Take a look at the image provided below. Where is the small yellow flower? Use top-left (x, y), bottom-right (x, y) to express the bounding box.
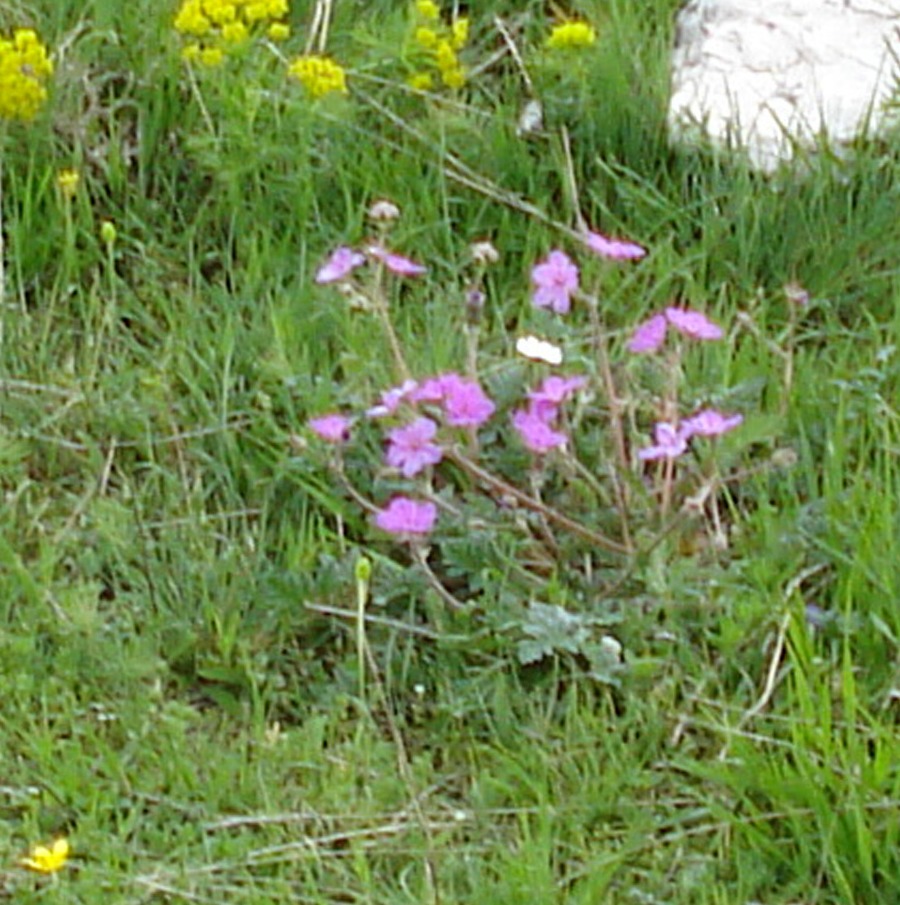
top-left (408, 71), bottom-right (433, 91)
top-left (266, 22), bottom-right (290, 41)
top-left (56, 168), bottom-right (80, 200)
top-left (19, 837), bottom-right (70, 874)
top-left (440, 66), bottom-right (465, 89)
top-left (288, 55), bottom-right (348, 99)
top-left (450, 17), bottom-right (469, 50)
top-left (199, 45), bottom-right (225, 67)
top-left (415, 0), bottom-right (440, 20)
top-left (221, 20), bottom-right (249, 44)
top-left (546, 21), bottom-right (597, 50)
top-left (414, 26), bottom-right (438, 49)
top-left (434, 38), bottom-right (456, 70)
top-left (181, 41), bottom-right (202, 61)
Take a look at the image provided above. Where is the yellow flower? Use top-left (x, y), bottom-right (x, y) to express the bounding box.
top-left (205, 0), bottom-right (237, 26)
top-left (408, 71), bottom-right (433, 91)
top-left (19, 838), bottom-right (70, 874)
top-left (546, 21), bottom-right (597, 50)
top-left (440, 66), bottom-right (465, 89)
top-left (415, 26), bottom-right (438, 49)
top-left (267, 22), bottom-right (290, 41)
top-left (199, 45), bottom-right (225, 66)
top-left (0, 28), bottom-right (54, 121)
top-left (434, 38), bottom-right (456, 70)
top-left (221, 20), bottom-right (249, 44)
top-left (174, 1), bottom-right (211, 36)
top-left (450, 17), bottom-right (469, 50)
top-left (288, 55), bottom-right (348, 99)
top-left (415, 0), bottom-right (440, 20)
top-left (56, 168), bottom-right (80, 199)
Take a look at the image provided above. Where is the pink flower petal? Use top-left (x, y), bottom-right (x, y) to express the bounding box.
top-left (308, 414), bottom-right (351, 443)
top-left (665, 307), bottom-right (724, 341)
top-left (680, 409), bottom-right (744, 438)
top-left (315, 246), bottom-right (366, 284)
top-left (367, 245), bottom-right (427, 277)
top-left (637, 422), bottom-right (688, 461)
top-left (512, 408), bottom-right (568, 453)
top-left (584, 230), bottom-right (647, 261)
top-left (366, 379), bottom-right (419, 417)
top-left (627, 313), bottom-right (668, 353)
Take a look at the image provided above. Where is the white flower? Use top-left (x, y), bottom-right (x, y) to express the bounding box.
top-left (516, 335), bottom-right (563, 365)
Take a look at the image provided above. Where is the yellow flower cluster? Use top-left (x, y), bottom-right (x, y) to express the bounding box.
top-left (287, 55), bottom-right (347, 99)
top-left (0, 28), bottom-right (53, 122)
top-left (408, 1), bottom-right (468, 91)
top-left (546, 21), bottom-right (597, 50)
top-left (174, 0), bottom-right (290, 66)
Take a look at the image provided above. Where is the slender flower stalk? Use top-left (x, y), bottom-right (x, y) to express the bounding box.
top-left (447, 446), bottom-right (630, 555)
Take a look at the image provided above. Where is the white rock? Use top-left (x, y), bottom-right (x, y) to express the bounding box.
top-left (668, 0), bottom-right (900, 169)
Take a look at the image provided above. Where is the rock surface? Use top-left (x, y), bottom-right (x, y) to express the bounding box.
top-left (668, 0), bottom-right (900, 169)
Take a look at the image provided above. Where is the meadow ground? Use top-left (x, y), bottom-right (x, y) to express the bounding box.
top-left (1, 1), bottom-right (899, 902)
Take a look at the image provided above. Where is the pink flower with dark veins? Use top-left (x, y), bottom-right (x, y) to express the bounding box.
top-left (531, 250), bottom-right (580, 314)
top-left (680, 409), bottom-right (744, 438)
top-left (385, 417), bottom-right (444, 477)
top-left (627, 313), bottom-right (668, 353)
top-left (366, 245), bottom-right (427, 277)
top-left (665, 307), bottom-right (724, 341)
top-left (512, 408), bottom-right (569, 453)
top-left (315, 246), bottom-right (366, 284)
top-left (584, 230), bottom-right (647, 261)
top-left (637, 422), bottom-right (689, 461)
top-left (374, 497), bottom-right (438, 537)
top-left (308, 413), bottom-right (351, 443)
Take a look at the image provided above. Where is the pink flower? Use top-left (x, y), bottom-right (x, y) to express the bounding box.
top-left (531, 250), bottom-right (580, 314)
top-left (374, 497), bottom-right (438, 536)
top-left (385, 417), bottom-right (444, 477)
top-left (512, 408), bottom-right (568, 453)
top-left (665, 307), bottom-right (723, 341)
top-left (366, 379), bottom-right (419, 417)
top-left (308, 413), bottom-right (351, 443)
top-left (627, 313), bottom-right (668, 353)
top-left (584, 230), bottom-right (647, 261)
top-left (680, 409), bottom-right (743, 438)
top-left (527, 374), bottom-right (587, 421)
top-left (637, 422), bottom-right (689, 461)
top-left (438, 374), bottom-right (496, 427)
top-left (410, 374), bottom-right (454, 405)
top-left (315, 246), bottom-right (366, 284)
top-left (366, 245), bottom-right (427, 277)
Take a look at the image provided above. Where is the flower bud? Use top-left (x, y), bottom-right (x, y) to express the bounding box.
top-left (367, 199), bottom-right (401, 222)
top-left (470, 240), bottom-right (499, 265)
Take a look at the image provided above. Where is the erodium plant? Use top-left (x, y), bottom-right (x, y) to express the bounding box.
top-left (302, 203), bottom-right (758, 608)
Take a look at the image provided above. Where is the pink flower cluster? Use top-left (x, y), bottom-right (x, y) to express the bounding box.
top-left (637, 409), bottom-right (744, 461)
top-left (315, 244), bottom-right (426, 284)
top-left (308, 372), bottom-right (497, 539)
top-left (628, 307), bottom-right (723, 353)
top-left (512, 375), bottom-right (587, 454)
